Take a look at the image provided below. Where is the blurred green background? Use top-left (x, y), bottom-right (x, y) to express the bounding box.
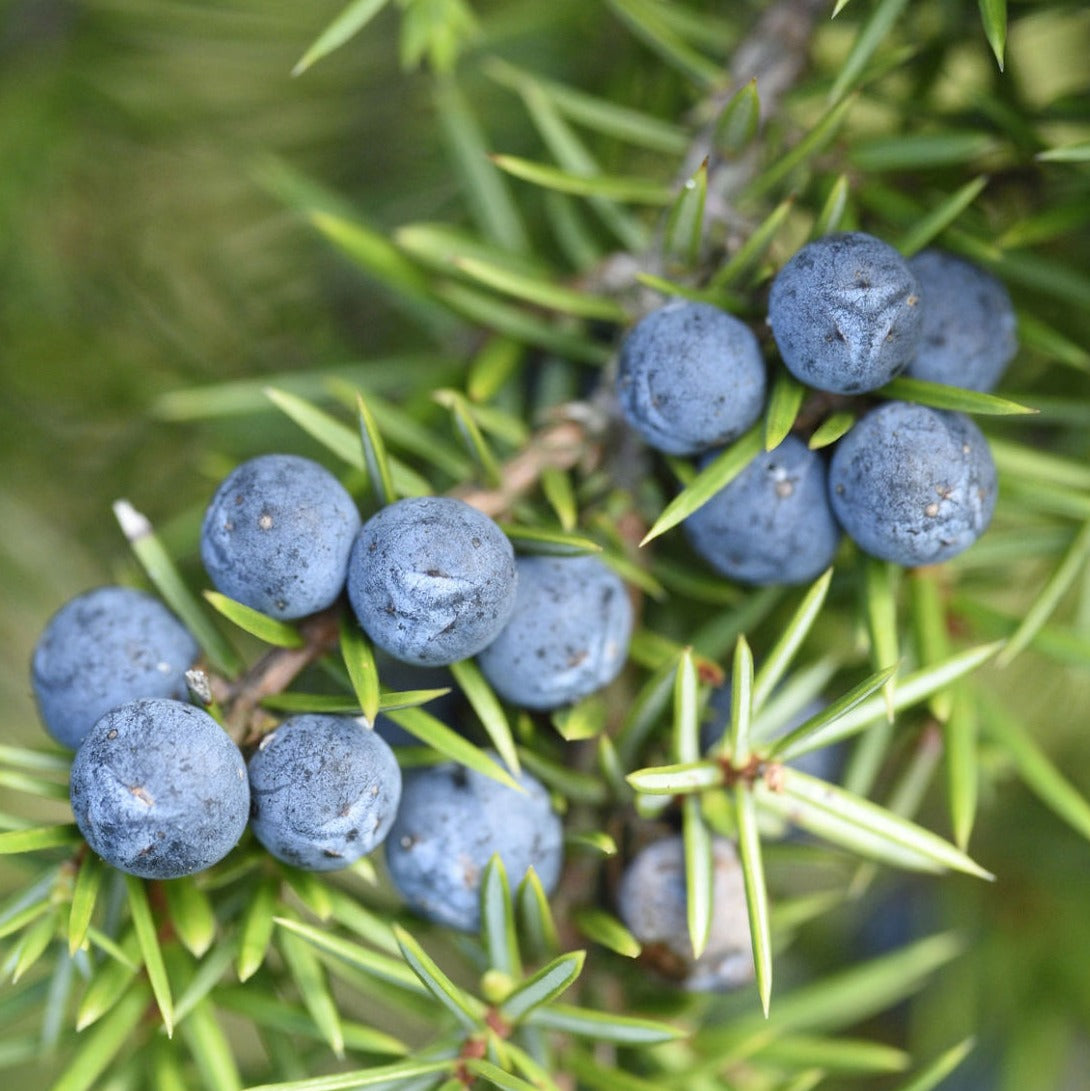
top-left (4, 1), bottom-right (1090, 1087)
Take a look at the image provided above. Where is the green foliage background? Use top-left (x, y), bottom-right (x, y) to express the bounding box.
top-left (3, 0), bottom-right (1090, 1088)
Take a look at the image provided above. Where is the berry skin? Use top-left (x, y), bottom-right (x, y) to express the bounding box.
top-left (768, 232), bottom-right (922, 394)
top-left (616, 301), bottom-right (767, 456)
top-left (31, 586), bottom-right (199, 750)
top-left (617, 835), bottom-right (753, 992)
top-left (385, 759), bottom-right (563, 933)
top-left (682, 436), bottom-right (840, 586)
top-left (829, 401), bottom-right (997, 567)
top-left (347, 496), bottom-right (518, 668)
top-left (247, 715), bottom-right (401, 871)
top-left (906, 249), bottom-right (1018, 393)
top-left (200, 453), bottom-right (360, 620)
top-left (69, 698), bottom-right (249, 879)
top-left (476, 555), bottom-right (633, 711)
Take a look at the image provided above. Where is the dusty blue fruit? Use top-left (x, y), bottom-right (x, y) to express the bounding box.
top-left (768, 232), bottom-right (921, 394)
top-left (829, 401), bottom-right (997, 567)
top-left (616, 301), bottom-right (767, 456)
top-left (906, 249), bottom-right (1018, 392)
top-left (683, 436), bottom-right (840, 586)
top-left (385, 758), bottom-right (563, 933)
top-left (617, 835), bottom-right (753, 992)
top-left (347, 496), bottom-right (518, 668)
top-left (201, 453), bottom-right (360, 620)
top-left (247, 715), bottom-right (401, 871)
top-left (476, 555), bottom-right (633, 710)
top-left (31, 586), bottom-right (199, 750)
top-left (69, 698), bottom-right (249, 879)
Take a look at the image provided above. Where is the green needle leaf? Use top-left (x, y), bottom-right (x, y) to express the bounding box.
top-left (273, 917), bottom-right (426, 994)
top-left (745, 94), bottom-right (857, 199)
top-left (501, 524), bottom-right (603, 556)
top-left (124, 876), bottom-right (174, 1037)
top-left (393, 924), bottom-right (485, 1031)
top-left (736, 789), bottom-right (773, 1016)
top-left (763, 372), bottom-right (807, 451)
top-left (895, 1036), bottom-right (976, 1091)
top-left (572, 907), bottom-right (642, 957)
top-left (813, 174), bottom-right (852, 237)
top-left (450, 659), bottom-right (520, 775)
top-left (0, 824), bottom-right (80, 855)
top-left (776, 643), bottom-right (1003, 759)
top-left (981, 694), bottom-right (1090, 844)
top-left (202, 592), bottom-right (304, 649)
top-left (898, 176), bottom-right (990, 256)
top-left (356, 391), bottom-right (397, 507)
top-left (684, 794), bottom-right (714, 958)
top-left (237, 875), bottom-right (279, 982)
top-left (435, 74), bottom-right (529, 253)
top-left (999, 516), bottom-right (1090, 666)
top-left (715, 79), bottom-right (760, 156)
top-left (730, 636), bottom-right (755, 764)
top-left (526, 1002), bottom-right (684, 1044)
top-left (278, 924), bottom-right (345, 1058)
top-left (807, 410), bottom-right (856, 448)
top-left (769, 768), bottom-right (993, 879)
top-left (453, 255), bottom-right (627, 322)
top-left (68, 852), bottom-right (103, 955)
top-left (292, 0), bottom-right (394, 76)
top-left (480, 855), bottom-right (521, 978)
top-left (500, 950), bottom-right (584, 1021)
top-left (517, 867), bottom-right (561, 960)
top-left (54, 984), bottom-right (151, 1091)
top-left (490, 154), bottom-right (674, 205)
top-left (385, 706), bottom-right (520, 790)
top-left (753, 569), bottom-right (833, 713)
top-left (879, 377), bottom-right (1036, 415)
top-left (711, 196), bottom-right (794, 290)
top-left (163, 877), bottom-right (217, 958)
top-left (829, 0), bottom-right (909, 103)
top-left (664, 158), bottom-right (708, 268)
top-left (178, 999), bottom-right (243, 1091)
top-left (642, 425), bottom-right (765, 545)
top-left (1037, 140), bottom-right (1090, 163)
top-left (945, 685), bottom-right (979, 849)
top-left (244, 1059), bottom-right (455, 1091)
top-left (674, 647), bottom-right (701, 764)
top-left (264, 387), bottom-right (365, 471)
top-left (113, 501), bottom-right (241, 677)
top-left (626, 760), bottom-right (724, 795)
top-left (977, 0), bottom-right (1007, 71)
top-left (339, 613), bottom-right (381, 726)
top-left (863, 556), bottom-right (899, 722)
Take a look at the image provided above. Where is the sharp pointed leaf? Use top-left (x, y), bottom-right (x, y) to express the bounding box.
top-left (393, 925), bottom-right (485, 1031)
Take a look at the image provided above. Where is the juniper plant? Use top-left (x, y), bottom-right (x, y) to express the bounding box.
top-left (3, 2), bottom-right (1090, 1090)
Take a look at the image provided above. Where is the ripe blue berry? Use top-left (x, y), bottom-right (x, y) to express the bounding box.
top-left (201, 453), bottom-right (360, 620)
top-left (768, 232), bottom-right (922, 394)
top-left (683, 436), bottom-right (840, 586)
top-left (69, 698), bottom-right (249, 879)
top-left (617, 835), bottom-right (753, 992)
top-left (347, 496), bottom-right (518, 667)
top-left (476, 555), bottom-right (633, 710)
top-left (385, 759), bottom-right (563, 933)
top-left (906, 249), bottom-right (1018, 392)
top-left (31, 586), bottom-right (199, 750)
top-left (247, 715), bottom-right (401, 871)
top-left (616, 301), bottom-right (767, 456)
top-left (829, 401), bottom-right (997, 567)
